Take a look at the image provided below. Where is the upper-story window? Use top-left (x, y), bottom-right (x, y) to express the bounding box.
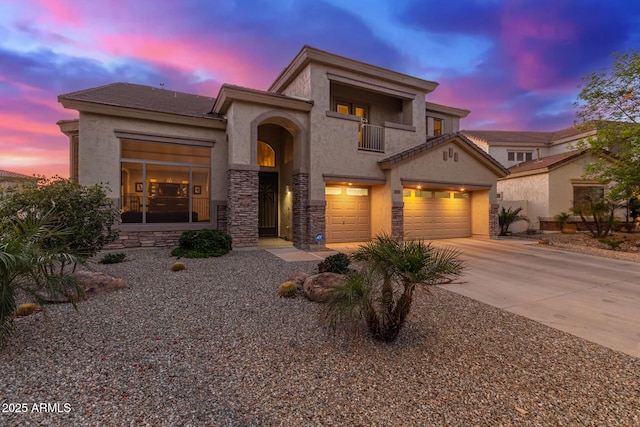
top-left (426, 117), bottom-right (444, 137)
top-left (508, 151), bottom-right (533, 162)
top-left (336, 101), bottom-right (367, 121)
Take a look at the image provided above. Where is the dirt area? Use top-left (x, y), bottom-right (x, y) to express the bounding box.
top-left (506, 231), bottom-right (640, 263)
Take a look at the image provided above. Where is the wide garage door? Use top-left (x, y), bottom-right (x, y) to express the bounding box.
top-left (325, 186), bottom-right (370, 243)
top-left (403, 190), bottom-right (471, 240)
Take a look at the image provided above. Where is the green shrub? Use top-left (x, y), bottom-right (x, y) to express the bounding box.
top-left (278, 281), bottom-right (297, 298)
top-left (171, 229), bottom-right (232, 258)
top-left (0, 176), bottom-right (119, 269)
top-left (98, 252), bottom-right (126, 264)
top-left (599, 236), bottom-right (623, 250)
top-left (318, 252), bottom-right (351, 274)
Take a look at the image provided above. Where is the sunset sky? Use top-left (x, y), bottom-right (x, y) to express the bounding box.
top-left (1, 0), bottom-right (639, 178)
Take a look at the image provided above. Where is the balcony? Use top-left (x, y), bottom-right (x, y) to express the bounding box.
top-left (358, 124), bottom-right (384, 152)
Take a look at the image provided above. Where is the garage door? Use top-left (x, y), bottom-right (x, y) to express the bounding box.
top-left (403, 190), bottom-right (471, 240)
top-left (325, 186), bottom-right (370, 243)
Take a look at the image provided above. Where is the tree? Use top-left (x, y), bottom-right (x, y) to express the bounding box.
top-left (0, 177), bottom-right (119, 270)
top-left (574, 50), bottom-right (640, 199)
top-left (0, 211), bottom-right (83, 345)
top-left (570, 190), bottom-right (618, 238)
top-left (498, 206), bottom-right (529, 236)
top-left (324, 234), bottom-right (464, 342)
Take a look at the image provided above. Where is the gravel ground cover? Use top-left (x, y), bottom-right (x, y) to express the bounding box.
top-left (2, 248), bottom-right (639, 426)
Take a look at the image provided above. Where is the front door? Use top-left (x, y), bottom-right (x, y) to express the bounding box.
top-left (259, 172), bottom-right (278, 237)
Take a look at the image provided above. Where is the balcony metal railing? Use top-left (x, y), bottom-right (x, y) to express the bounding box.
top-left (358, 123), bottom-right (384, 152)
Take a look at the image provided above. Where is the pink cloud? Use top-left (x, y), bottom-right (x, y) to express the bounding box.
top-left (97, 34), bottom-right (274, 90)
top-left (31, 0), bottom-right (83, 26)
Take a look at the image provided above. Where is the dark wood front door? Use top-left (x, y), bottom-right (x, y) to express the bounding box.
top-left (259, 172), bottom-right (278, 237)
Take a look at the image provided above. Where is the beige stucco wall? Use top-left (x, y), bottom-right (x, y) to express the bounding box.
top-left (387, 139), bottom-right (501, 237)
top-left (470, 190), bottom-right (490, 236)
top-left (370, 181), bottom-right (393, 237)
top-left (498, 172), bottom-right (549, 229)
top-left (77, 112), bottom-right (225, 200)
top-left (304, 62), bottom-right (428, 202)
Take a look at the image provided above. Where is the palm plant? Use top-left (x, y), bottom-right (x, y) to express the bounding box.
top-left (498, 206), bottom-right (529, 236)
top-left (0, 211), bottom-right (83, 345)
top-left (324, 234), bottom-right (464, 342)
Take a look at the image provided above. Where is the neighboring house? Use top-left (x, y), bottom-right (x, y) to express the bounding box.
top-left (496, 150), bottom-right (619, 232)
top-left (57, 46), bottom-right (508, 249)
top-left (462, 127), bottom-right (624, 232)
top-left (0, 169), bottom-right (37, 191)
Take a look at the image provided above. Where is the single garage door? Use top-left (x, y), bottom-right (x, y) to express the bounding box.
top-left (403, 190), bottom-right (471, 240)
top-left (325, 186), bottom-right (370, 243)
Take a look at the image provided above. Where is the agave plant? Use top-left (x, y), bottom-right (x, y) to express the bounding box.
top-left (0, 211), bottom-right (83, 345)
top-left (324, 234), bottom-right (464, 342)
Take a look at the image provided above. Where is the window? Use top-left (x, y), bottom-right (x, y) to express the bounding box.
top-left (258, 141), bottom-right (275, 167)
top-left (507, 151), bottom-right (533, 162)
top-left (573, 186), bottom-right (604, 211)
top-left (427, 117), bottom-right (444, 137)
top-left (120, 140), bottom-right (211, 224)
top-left (433, 118), bottom-right (443, 137)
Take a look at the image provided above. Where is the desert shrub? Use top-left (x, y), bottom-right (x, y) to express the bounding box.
top-left (324, 234), bottom-right (464, 342)
top-left (599, 236), bottom-right (623, 250)
top-left (318, 252), bottom-right (351, 274)
top-left (1, 211), bottom-right (82, 345)
top-left (99, 252), bottom-right (126, 264)
top-left (0, 176), bottom-right (119, 271)
top-left (278, 281), bottom-right (297, 298)
top-left (498, 206), bottom-right (529, 235)
top-left (170, 262), bottom-right (186, 272)
top-left (171, 229), bottom-right (232, 258)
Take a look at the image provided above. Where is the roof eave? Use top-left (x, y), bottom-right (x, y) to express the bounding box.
top-left (58, 98), bottom-right (226, 129)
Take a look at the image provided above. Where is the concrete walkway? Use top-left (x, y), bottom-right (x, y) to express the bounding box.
top-left (263, 237), bottom-right (640, 358)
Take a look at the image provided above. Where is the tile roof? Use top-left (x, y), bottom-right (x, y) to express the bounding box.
top-left (0, 169), bottom-right (36, 179)
top-left (59, 83), bottom-right (216, 118)
top-left (379, 132), bottom-right (509, 175)
top-left (462, 125), bottom-right (594, 146)
top-left (506, 149), bottom-right (585, 174)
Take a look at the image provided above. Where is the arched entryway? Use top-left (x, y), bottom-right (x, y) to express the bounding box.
top-left (252, 112), bottom-right (307, 246)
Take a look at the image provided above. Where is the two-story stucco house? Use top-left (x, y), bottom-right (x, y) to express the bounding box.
top-left (57, 46), bottom-right (508, 249)
top-left (462, 127), bottom-right (622, 232)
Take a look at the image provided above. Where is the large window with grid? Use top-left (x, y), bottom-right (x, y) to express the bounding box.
top-left (120, 140), bottom-right (211, 224)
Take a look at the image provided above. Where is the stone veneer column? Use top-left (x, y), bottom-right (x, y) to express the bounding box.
top-left (307, 201), bottom-right (326, 249)
top-left (227, 168), bottom-right (259, 248)
top-left (391, 202), bottom-right (404, 240)
top-left (489, 203), bottom-right (499, 238)
top-left (292, 173), bottom-right (309, 249)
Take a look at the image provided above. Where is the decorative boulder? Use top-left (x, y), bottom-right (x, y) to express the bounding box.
top-left (288, 272), bottom-right (310, 291)
top-left (303, 272), bottom-right (345, 302)
top-left (76, 271), bottom-right (126, 296)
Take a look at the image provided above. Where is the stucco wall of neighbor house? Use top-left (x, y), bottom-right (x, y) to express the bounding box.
top-left (77, 112), bottom-right (224, 200)
top-left (498, 173), bottom-right (549, 230)
top-left (547, 155), bottom-right (599, 216)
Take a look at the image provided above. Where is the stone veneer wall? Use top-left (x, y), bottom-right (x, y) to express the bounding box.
top-left (216, 204), bottom-right (228, 233)
top-left (104, 230), bottom-right (183, 250)
top-left (391, 204), bottom-right (404, 240)
top-left (489, 203), bottom-right (499, 237)
top-left (307, 202), bottom-right (326, 248)
top-left (227, 168), bottom-right (259, 247)
top-left (292, 173), bottom-right (309, 249)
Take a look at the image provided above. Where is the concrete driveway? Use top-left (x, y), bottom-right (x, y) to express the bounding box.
top-left (433, 238), bottom-right (640, 358)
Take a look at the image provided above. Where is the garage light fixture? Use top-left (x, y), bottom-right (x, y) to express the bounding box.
top-left (460, 187), bottom-right (465, 192)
